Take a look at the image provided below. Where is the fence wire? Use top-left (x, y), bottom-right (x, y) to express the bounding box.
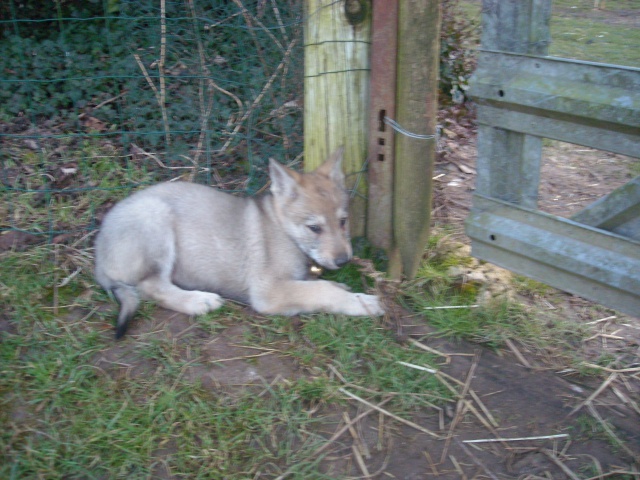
top-left (0, 0), bottom-right (305, 244)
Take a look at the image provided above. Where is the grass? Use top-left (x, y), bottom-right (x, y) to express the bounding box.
top-left (460, 0), bottom-right (640, 67)
top-left (0, 248), bottom-right (335, 479)
top-left (550, 0), bottom-right (640, 66)
top-left (0, 227), bottom-right (622, 478)
top-left (400, 232), bottom-right (588, 356)
top-left (0, 243), bottom-right (452, 478)
top-left (1, 137), bottom-right (157, 238)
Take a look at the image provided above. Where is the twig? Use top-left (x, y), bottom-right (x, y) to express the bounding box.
top-left (159, 0), bottom-right (170, 146)
top-left (351, 444), bottom-right (371, 478)
top-left (612, 386), bottom-right (640, 416)
top-left (130, 143), bottom-right (197, 172)
top-left (344, 411), bottom-right (371, 459)
top-left (330, 364), bottom-right (452, 402)
top-left (268, 398), bottom-right (398, 480)
top-left (408, 338), bottom-right (451, 359)
top-left (133, 53), bottom-right (160, 99)
top-left (307, 398), bottom-right (392, 458)
top-left (586, 315), bottom-right (616, 325)
top-left (218, 37), bottom-right (298, 153)
top-left (424, 450), bottom-right (439, 476)
top-left (586, 403), bottom-right (639, 462)
top-left (569, 372), bottom-right (617, 416)
top-left (541, 449), bottom-right (581, 480)
top-left (187, 0), bottom-right (218, 177)
top-left (449, 455), bottom-right (467, 479)
top-left (469, 389), bottom-right (499, 428)
top-left (423, 304), bottom-right (479, 310)
top-left (583, 470), bottom-right (640, 480)
top-left (270, 0), bottom-right (289, 42)
top-left (397, 360), bottom-right (438, 375)
top-left (53, 244), bottom-right (60, 316)
top-left (339, 388), bottom-right (441, 438)
top-left (377, 410), bottom-right (384, 451)
top-left (441, 354), bottom-right (480, 463)
top-left (131, 9), bottom-right (170, 147)
top-left (504, 338), bottom-right (532, 368)
top-left (58, 267), bottom-right (81, 288)
top-left (210, 351), bottom-right (275, 363)
top-left (582, 363), bottom-right (640, 373)
top-left (456, 438), bottom-right (500, 480)
top-left (90, 91), bottom-right (127, 112)
top-left (463, 434), bottom-right (569, 444)
top-left (232, 0), bottom-right (285, 52)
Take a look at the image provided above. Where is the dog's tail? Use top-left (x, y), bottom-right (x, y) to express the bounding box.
top-left (112, 284), bottom-right (140, 340)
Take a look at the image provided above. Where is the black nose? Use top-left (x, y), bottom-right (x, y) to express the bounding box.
top-left (334, 254), bottom-right (350, 267)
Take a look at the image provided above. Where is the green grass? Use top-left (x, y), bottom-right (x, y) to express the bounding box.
top-left (0, 251), bottom-right (335, 479)
top-left (400, 233), bottom-right (588, 355)
top-left (550, 0), bottom-right (640, 66)
top-left (460, 0), bottom-right (640, 67)
top-left (0, 244), bottom-right (451, 478)
top-left (0, 230), bottom-right (614, 477)
top-left (1, 137), bottom-right (157, 237)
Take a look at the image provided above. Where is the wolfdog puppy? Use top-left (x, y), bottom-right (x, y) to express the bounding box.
top-left (95, 147), bottom-right (384, 338)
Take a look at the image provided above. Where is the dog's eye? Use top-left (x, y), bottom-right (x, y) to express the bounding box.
top-left (307, 225), bottom-right (322, 234)
top-left (340, 217), bottom-right (348, 228)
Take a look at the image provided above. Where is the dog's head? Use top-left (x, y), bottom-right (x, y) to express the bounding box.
top-left (269, 147), bottom-right (352, 270)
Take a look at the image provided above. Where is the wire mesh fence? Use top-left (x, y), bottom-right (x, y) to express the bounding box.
top-left (0, 0), bottom-right (304, 244)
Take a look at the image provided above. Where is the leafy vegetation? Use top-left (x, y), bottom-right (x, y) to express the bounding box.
top-left (440, 0), bottom-right (479, 105)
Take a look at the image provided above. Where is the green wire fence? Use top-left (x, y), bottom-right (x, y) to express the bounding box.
top-left (0, 0), bottom-right (305, 244)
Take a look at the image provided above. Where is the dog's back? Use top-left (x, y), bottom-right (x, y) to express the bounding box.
top-left (95, 182), bottom-right (280, 303)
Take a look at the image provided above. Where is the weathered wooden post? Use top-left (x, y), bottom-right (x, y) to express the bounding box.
top-left (389, 0), bottom-right (441, 278)
top-left (474, 0), bottom-right (551, 207)
top-left (304, 0), bottom-right (371, 236)
top-left (367, 0), bottom-right (398, 252)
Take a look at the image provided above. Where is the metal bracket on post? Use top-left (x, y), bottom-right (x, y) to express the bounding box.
top-left (367, 0), bottom-right (398, 250)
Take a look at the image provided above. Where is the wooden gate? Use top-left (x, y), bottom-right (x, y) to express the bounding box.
top-left (465, 0), bottom-right (640, 316)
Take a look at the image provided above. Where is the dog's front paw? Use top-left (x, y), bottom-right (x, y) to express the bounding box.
top-left (183, 291), bottom-right (224, 316)
top-left (350, 293), bottom-right (385, 316)
top-left (329, 281), bottom-right (352, 291)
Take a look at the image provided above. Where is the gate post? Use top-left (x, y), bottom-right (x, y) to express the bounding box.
top-left (475, 0), bottom-right (552, 208)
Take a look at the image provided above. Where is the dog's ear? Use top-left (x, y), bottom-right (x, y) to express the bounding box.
top-left (269, 158), bottom-right (300, 199)
top-left (316, 146), bottom-right (345, 187)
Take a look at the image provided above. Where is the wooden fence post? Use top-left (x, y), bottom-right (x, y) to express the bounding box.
top-left (304, 0), bottom-right (371, 236)
top-left (475, 0), bottom-right (551, 208)
top-left (389, 0), bottom-right (441, 278)
top-left (367, 0), bottom-right (398, 251)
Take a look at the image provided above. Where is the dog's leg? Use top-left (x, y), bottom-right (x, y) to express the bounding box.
top-left (138, 276), bottom-right (224, 316)
top-left (252, 280), bottom-right (384, 316)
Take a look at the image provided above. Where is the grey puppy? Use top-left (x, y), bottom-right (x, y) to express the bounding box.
top-left (95, 147), bottom-right (384, 338)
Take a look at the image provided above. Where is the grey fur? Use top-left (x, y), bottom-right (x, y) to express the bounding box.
top-left (94, 147), bottom-right (384, 339)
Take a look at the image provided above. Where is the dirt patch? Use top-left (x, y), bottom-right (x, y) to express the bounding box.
top-left (93, 309), bottom-right (302, 391)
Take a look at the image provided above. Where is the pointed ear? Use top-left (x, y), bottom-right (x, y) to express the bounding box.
top-left (315, 146), bottom-right (345, 186)
top-left (269, 158), bottom-right (300, 199)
